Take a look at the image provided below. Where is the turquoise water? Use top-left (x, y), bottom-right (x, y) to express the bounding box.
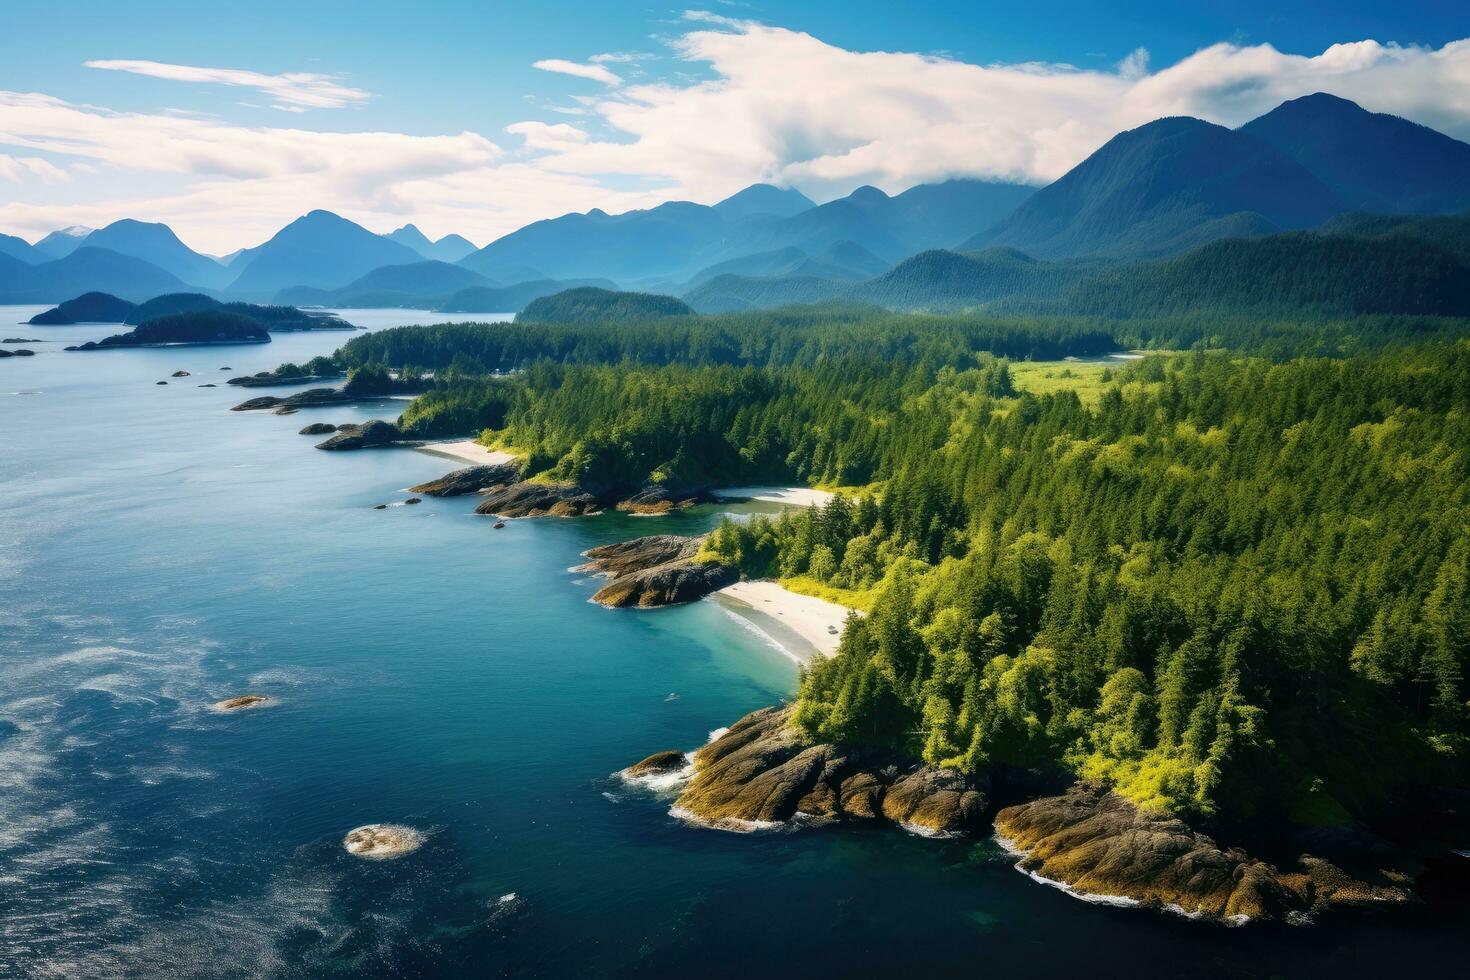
top-left (3, 307), bottom-right (1468, 978)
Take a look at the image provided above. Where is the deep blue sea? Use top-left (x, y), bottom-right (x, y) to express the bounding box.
top-left (3, 307), bottom-right (1468, 978)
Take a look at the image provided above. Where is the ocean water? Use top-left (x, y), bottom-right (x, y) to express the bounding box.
top-left (2, 306), bottom-right (1468, 978)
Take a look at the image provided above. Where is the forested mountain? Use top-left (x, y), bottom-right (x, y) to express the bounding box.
top-left (387, 224), bottom-right (478, 263)
top-left (968, 116), bottom-right (1343, 259)
top-left (226, 210), bottom-right (421, 295)
top-left (1243, 93), bottom-right (1470, 215)
top-left (78, 219), bottom-right (230, 289)
top-left (517, 287), bottom-right (693, 323)
top-left (683, 241), bottom-right (888, 289)
top-left (0, 247), bottom-right (188, 303)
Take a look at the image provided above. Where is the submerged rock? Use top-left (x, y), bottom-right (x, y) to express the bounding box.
top-left (410, 463), bottom-right (521, 497)
top-left (627, 750), bottom-right (689, 778)
top-left (315, 419), bottom-right (403, 450)
top-left (993, 782), bottom-right (1413, 923)
top-left (474, 480), bottom-right (603, 518)
top-left (664, 706), bottom-right (989, 835)
top-left (343, 823), bottom-right (425, 860)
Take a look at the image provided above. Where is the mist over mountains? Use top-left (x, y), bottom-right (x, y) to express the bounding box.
top-left (4, 94), bottom-right (1469, 318)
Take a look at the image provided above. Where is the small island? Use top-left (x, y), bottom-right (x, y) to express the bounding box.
top-left (68, 310), bottom-right (270, 349)
top-left (29, 291), bottom-right (137, 324)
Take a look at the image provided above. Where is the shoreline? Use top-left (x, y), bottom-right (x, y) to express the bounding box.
top-left (709, 580), bottom-right (854, 662)
top-left (711, 486), bottom-right (835, 508)
top-left (416, 440), bottom-right (520, 466)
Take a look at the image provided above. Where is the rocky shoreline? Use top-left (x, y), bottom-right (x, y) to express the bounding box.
top-left (626, 705), bottom-right (1435, 924)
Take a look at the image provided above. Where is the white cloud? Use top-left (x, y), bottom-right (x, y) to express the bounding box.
top-left (531, 59), bottom-right (621, 86)
top-left (3, 20), bottom-right (1470, 254)
top-left (590, 51), bottom-right (654, 64)
top-left (84, 59), bottom-right (371, 111)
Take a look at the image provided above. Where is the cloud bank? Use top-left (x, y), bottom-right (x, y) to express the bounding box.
top-left (1, 18), bottom-right (1468, 252)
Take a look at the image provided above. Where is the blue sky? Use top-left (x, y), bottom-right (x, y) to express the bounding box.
top-left (3, 2), bottom-right (1468, 251)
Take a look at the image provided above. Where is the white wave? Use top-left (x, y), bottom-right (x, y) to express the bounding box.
top-left (713, 604), bottom-right (803, 664)
top-left (616, 752), bottom-right (697, 794)
top-left (993, 834), bottom-right (1141, 908)
top-left (668, 805), bottom-right (786, 834)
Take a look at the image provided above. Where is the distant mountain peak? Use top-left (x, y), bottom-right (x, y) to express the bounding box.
top-left (714, 183), bottom-right (815, 220)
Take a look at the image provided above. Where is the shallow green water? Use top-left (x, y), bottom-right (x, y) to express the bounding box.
top-left (2, 307), bottom-right (1467, 977)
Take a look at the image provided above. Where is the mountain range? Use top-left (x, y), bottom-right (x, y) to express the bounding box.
top-left (3, 93), bottom-right (1469, 312)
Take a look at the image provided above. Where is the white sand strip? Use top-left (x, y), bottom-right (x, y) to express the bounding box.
top-left (712, 580), bottom-right (855, 661)
top-left (711, 486), bottom-right (835, 508)
top-left (417, 440), bottom-right (519, 466)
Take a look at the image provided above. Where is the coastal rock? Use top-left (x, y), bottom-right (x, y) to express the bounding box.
top-left (3, 338), bottom-right (42, 343)
top-left (409, 463), bottom-right (521, 497)
top-left (231, 387), bottom-right (352, 412)
top-left (343, 823), bottom-right (425, 860)
top-left (228, 370), bottom-right (343, 387)
top-left (593, 560), bottom-right (738, 608)
top-left (298, 422), bottom-right (337, 435)
top-left (213, 694), bottom-right (272, 712)
top-left (315, 419), bottom-right (402, 450)
top-left (579, 534), bottom-right (737, 607)
top-left (171, 370), bottom-right (190, 377)
top-left (665, 706), bottom-right (989, 835)
top-left (1, 348), bottom-right (36, 357)
top-left (474, 480), bottom-right (602, 518)
top-left (627, 750), bottom-right (689, 778)
top-left (993, 782), bottom-right (1413, 922)
top-left (615, 483), bottom-right (711, 514)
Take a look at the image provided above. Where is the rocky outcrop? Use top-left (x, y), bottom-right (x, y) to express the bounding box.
top-left (615, 483), bottom-right (711, 514)
top-left (474, 481), bottom-right (603, 518)
top-left (315, 419), bottom-right (405, 450)
top-left (230, 387), bottom-right (353, 412)
top-left (228, 371), bottom-right (344, 387)
top-left (410, 463), bottom-right (522, 497)
top-left (627, 751), bottom-right (689, 778)
top-left (0, 348), bottom-right (35, 358)
top-left (578, 534), bottom-right (737, 607)
top-left (659, 706), bottom-right (989, 835)
top-left (298, 422), bottom-right (337, 435)
top-left (993, 782), bottom-right (1413, 923)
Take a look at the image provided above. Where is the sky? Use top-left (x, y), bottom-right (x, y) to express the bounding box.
top-left (2, 1), bottom-right (1468, 254)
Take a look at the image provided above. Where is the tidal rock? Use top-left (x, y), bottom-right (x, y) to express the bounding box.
top-left (213, 694), bottom-right (272, 712)
top-left (373, 503), bottom-right (388, 510)
top-left (404, 497), bottom-right (422, 505)
top-left (156, 380), bottom-right (168, 385)
top-left (198, 383), bottom-right (217, 387)
top-left (474, 480), bottom-right (603, 518)
top-left (343, 823), bottom-right (425, 860)
top-left (0, 350), bottom-right (11, 358)
top-left (627, 750), bottom-right (689, 778)
top-left (580, 534), bottom-right (737, 607)
top-left (315, 419), bottom-right (403, 450)
top-left (298, 422), bottom-right (337, 435)
top-left (172, 370), bottom-right (190, 377)
top-left (3, 338), bottom-right (42, 343)
top-left (665, 706), bottom-right (989, 835)
top-left (993, 782), bottom-right (1413, 923)
top-left (230, 387), bottom-right (352, 412)
top-left (409, 463), bottom-right (521, 497)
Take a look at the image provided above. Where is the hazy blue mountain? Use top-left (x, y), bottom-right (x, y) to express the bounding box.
top-left (32, 226), bottom-right (93, 259)
top-left (1242, 93), bottom-right (1470, 215)
top-left (435, 278), bottom-right (618, 314)
top-left (460, 200), bottom-right (729, 283)
top-left (81, 219), bottom-right (231, 289)
top-left (684, 240), bottom-right (888, 288)
top-left (227, 210), bottom-right (421, 295)
top-left (387, 224), bottom-right (478, 263)
top-left (726, 178), bottom-right (1034, 262)
top-left (275, 260), bottom-right (491, 306)
top-left (517, 287), bottom-right (693, 323)
top-left (968, 116), bottom-right (1343, 258)
top-left (459, 178), bottom-right (1029, 283)
top-left (683, 273), bottom-right (848, 313)
top-left (712, 183), bottom-right (815, 220)
top-left (0, 233), bottom-right (39, 264)
top-left (0, 247), bottom-right (188, 303)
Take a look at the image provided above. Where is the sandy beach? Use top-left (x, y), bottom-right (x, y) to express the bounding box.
top-left (417, 440), bottom-right (520, 466)
top-left (711, 486), bottom-right (836, 508)
top-left (711, 580), bottom-right (855, 661)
